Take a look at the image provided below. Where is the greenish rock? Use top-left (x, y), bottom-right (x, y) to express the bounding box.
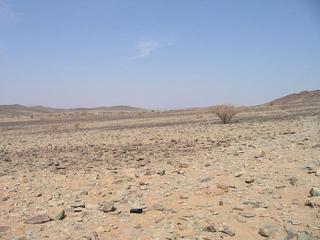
top-left (298, 232), bottom-right (320, 240)
top-left (310, 187), bottom-right (320, 197)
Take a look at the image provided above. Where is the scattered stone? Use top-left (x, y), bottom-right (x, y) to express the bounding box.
top-left (179, 195), bottom-right (188, 199)
top-left (243, 200), bottom-right (269, 208)
top-left (305, 197), bottom-right (320, 208)
top-left (216, 184), bottom-right (229, 192)
top-left (259, 224), bottom-right (277, 237)
top-left (201, 177), bottom-right (213, 183)
top-left (152, 203), bottom-right (166, 211)
top-left (232, 206), bottom-right (245, 211)
top-left (47, 207), bottom-right (65, 221)
top-left (24, 214), bottom-right (51, 224)
top-left (245, 178), bottom-right (255, 184)
top-left (310, 187), bottom-right (320, 197)
top-left (203, 224), bottom-right (216, 233)
top-left (140, 185), bottom-right (148, 190)
top-left (74, 216), bottom-right (84, 222)
top-left (239, 211), bottom-right (256, 218)
top-left (73, 207), bottom-right (84, 212)
top-left (316, 169), bottom-right (320, 177)
top-left (157, 170), bottom-right (166, 176)
top-left (290, 177), bottom-right (298, 186)
top-left (297, 232), bottom-right (320, 240)
top-left (96, 226), bottom-right (105, 233)
top-left (290, 220), bottom-right (301, 226)
top-left (178, 163), bottom-right (189, 168)
top-left (284, 230), bottom-right (297, 240)
top-left (99, 201), bottom-right (116, 213)
top-left (219, 225), bottom-right (235, 236)
top-left (130, 208), bottom-right (143, 214)
top-left (234, 170), bottom-right (245, 177)
top-left (70, 200), bottom-right (85, 208)
top-left (255, 150), bottom-right (265, 158)
top-left (236, 215), bottom-right (246, 223)
top-left (111, 209), bottom-right (122, 215)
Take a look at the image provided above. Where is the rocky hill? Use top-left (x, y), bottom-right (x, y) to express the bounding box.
top-left (268, 90), bottom-right (320, 107)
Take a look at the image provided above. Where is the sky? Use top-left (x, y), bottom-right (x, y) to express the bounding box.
top-left (0, 0), bottom-right (320, 109)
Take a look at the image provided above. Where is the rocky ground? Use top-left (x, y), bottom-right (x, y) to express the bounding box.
top-left (0, 110), bottom-right (320, 240)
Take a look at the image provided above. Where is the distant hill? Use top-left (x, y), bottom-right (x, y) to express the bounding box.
top-left (0, 104), bottom-right (146, 115)
top-left (268, 90), bottom-right (320, 106)
top-left (1, 90), bottom-right (319, 116)
top-left (71, 105), bottom-right (146, 112)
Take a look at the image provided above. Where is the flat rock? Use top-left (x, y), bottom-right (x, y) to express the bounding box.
top-left (70, 200), bottom-right (86, 208)
top-left (219, 225), bottom-right (235, 236)
top-left (0, 225), bottom-right (9, 232)
top-left (24, 214), bottom-right (51, 224)
top-left (239, 211), bottom-right (256, 218)
top-left (100, 201), bottom-right (116, 213)
top-left (151, 203), bottom-right (166, 211)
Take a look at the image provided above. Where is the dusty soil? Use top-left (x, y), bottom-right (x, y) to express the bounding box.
top-left (0, 109), bottom-right (320, 240)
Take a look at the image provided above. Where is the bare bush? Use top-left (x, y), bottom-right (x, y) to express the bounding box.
top-left (74, 123), bottom-right (80, 130)
top-left (211, 105), bottom-right (246, 124)
top-left (51, 125), bottom-right (60, 132)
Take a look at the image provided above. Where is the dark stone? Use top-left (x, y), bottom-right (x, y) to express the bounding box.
top-left (203, 224), bottom-right (216, 233)
top-left (130, 208), bottom-right (143, 214)
top-left (157, 170), bottom-right (166, 176)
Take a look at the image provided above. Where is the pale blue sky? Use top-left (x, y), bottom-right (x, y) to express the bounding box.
top-left (1, 0), bottom-right (319, 109)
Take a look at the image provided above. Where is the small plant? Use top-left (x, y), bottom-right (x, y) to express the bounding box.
top-left (74, 123), bottom-right (80, 130)
top-left (212, 105), bottom-right (246, 124)
top-left (51, 125), bottom-right (60, 132)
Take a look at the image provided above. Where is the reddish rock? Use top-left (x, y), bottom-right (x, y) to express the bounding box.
top-left (24, 214), bottom-right (51, 224)
top-left (0, 225), bottom-right (9, 232)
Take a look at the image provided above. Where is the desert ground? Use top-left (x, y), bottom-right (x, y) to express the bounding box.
top-left (0, 92), bottom-right (320, 240)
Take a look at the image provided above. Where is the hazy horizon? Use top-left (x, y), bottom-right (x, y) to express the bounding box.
top-left (1, 0), bottom-right (320, 109)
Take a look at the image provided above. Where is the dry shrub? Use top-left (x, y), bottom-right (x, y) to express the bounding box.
top-left (212, 105), bottom-right (247, 124)
top-left (74, 123), bottom-right (80, 130)
top-left (197, 114), bottom-right (203, 119)
top-left (51, 125), bottom-right (60, 132)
